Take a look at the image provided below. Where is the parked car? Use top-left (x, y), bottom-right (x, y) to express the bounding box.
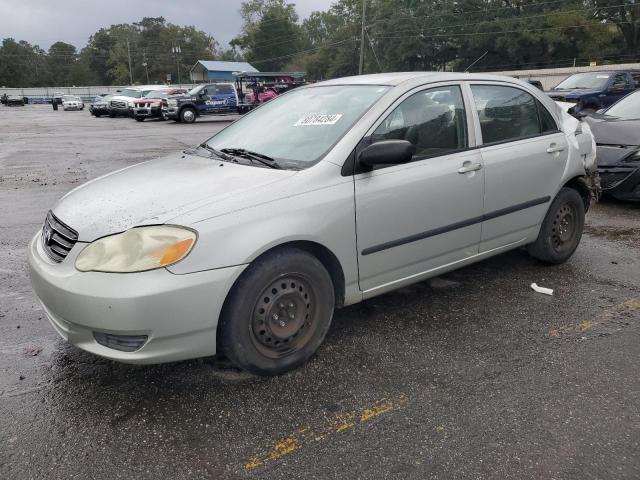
top-left (547, 71), bottom-right (637, 113)
top-left (89, 95), bottom-right (113, 117)
top-left (524, 79), bottom-right (544, 90)
top-left (132, 88), bottom-right (187, 121)
top-left (163, 83), bottom-right (238, 123)
top-left (28, 73), bottom-right (598, 375)
top-left (62, 95), bottom-right (84, 111)
top-left (245, 85), bottom-right (279, 104)
top-left (583, 90), bottom-right (640, 201)
top-left (108, 86), bottom-right (167, 117)
top-left (6, 95), bottom-right (25, 106)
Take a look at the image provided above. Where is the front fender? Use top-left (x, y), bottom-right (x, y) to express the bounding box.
top-left (166, 178), bottom-right (359, 301)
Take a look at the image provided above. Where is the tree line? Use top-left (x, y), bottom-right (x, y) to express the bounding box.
top-left (1, 0), bottom-right (639, 87)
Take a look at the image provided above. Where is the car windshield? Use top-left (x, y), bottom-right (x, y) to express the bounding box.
top-left (119, 88), bottom-right (142, 98)
top-left (554, 73), bottom-right (610, 90)
top-left (205, 85), bottom-right (389, 167)
top-left (604, 90), bottom-right (640, 120)
top-left (143, 91), bottom-right (168, 99)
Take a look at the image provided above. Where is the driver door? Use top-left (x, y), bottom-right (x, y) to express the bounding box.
top-left (354, 83), bottom-right (485, 295)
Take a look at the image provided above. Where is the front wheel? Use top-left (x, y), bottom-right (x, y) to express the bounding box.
top-left (134, 116), bottom-right (144, 122)
top-left (179, 107), bottom-right (196, 123)
top-left (218, 247), bottom-right (335, 375)
top-left (527, 188), bottom-right (585, 264)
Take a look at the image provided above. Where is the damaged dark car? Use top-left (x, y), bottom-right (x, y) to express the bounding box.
top-left (585, 90), bottom-right (640, 201)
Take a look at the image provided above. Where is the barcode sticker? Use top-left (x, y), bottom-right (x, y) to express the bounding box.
top-left (294, 113), bottom-right (343, 126)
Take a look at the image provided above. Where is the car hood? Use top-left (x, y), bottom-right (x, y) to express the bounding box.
top-left (548, 88), bottom-right (600, 98)
top-left (52, 152), bottom-right (298, 241)
top-left (584, 115), bottom-right (640, 165)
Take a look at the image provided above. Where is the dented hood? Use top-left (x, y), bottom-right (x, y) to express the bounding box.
top-left (52, 152), bottom-right (297, 241)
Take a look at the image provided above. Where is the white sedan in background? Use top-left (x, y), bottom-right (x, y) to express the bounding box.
top-left (62, 95), bottom-right (84, 111)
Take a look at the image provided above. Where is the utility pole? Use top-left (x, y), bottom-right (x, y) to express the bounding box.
top-left (143, 51), bottom-right (149, 84)
top-left (359, 0), bottom-right (367, 75)
top-left (126, 39), bottom-right (133, 84)
top-left (172, 42), bottom-right (182, 85)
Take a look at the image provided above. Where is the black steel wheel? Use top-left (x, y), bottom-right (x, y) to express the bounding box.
top-left (528, 187), bottom-right (585, 264)
top-left (218, 247), bottom-right (335, 375)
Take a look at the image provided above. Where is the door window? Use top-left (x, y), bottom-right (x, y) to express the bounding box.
top-left (612, 73), bottom-right (630, 89)
top-left (471, 85), bottom-right (543, 144)
top-left (371, 85), bottom-right (468, 159)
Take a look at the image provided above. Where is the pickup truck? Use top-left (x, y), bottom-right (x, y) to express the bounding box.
top-left (163, 83), bottom-right (238, 123)
top-left (547, 71), bottom-right (638, 113)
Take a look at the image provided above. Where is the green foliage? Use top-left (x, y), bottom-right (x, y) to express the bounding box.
top-left (231, 0), bottom-right (302, 71)
top-left (1, 1), bottom-right (639, 87)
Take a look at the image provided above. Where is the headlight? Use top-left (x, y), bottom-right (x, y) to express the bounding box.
top-left (75, 226), bottom-right (196, 273)
top-left (623, 150), bottom-right (640, 163)
top-left (168, 99), bottom-right (178, 106)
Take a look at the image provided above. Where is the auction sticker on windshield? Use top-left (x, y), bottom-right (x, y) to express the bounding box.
top-left (294, 113), bottom-right (343, 126)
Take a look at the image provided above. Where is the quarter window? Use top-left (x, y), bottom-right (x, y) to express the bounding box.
top-left (371, 85), bottom-right (468, 159)
top-left (471, 85), bottom-right (542, 144)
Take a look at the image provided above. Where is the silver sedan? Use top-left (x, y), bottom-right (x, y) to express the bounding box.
top-left (28, 72), bottom-right (599, 375)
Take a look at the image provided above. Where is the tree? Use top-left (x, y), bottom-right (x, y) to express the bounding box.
top-left (232, 0), bottom-right (302, 71)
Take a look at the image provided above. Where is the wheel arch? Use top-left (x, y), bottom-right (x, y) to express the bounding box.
top-left (222, 240), bottom-right (346, 313)
top-left (562, 175), bottom-right (593, 212)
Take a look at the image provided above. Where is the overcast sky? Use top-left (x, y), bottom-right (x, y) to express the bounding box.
top-left (0, 0), bottom-right (334, 50)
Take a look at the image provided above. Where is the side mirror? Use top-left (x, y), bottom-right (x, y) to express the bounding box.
top-left (359, 140), bottom-right (416, 167)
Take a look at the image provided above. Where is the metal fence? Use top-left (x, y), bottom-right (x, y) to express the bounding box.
top-left (487, 62), bottom-right (640, 90)
top-left (0, 84), bottom-right (198, 103)
top-left (3, 62), bottom-right (640, 100)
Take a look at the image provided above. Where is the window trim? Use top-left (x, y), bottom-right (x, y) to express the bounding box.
top-left (467, 81), bottom-right (562, 147)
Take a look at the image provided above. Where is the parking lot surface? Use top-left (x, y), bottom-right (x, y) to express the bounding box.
top-left (1, 105), bottom-right (640, 479)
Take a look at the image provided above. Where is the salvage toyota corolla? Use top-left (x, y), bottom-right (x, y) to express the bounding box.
top-left (28, 72), bottom-right (599, 375)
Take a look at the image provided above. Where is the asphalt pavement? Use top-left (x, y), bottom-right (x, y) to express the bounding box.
top-left (1, 105), bottom-right (639, 480)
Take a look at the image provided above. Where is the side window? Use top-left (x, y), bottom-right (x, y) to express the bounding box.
top-left (471, 85), bottom-right (541, 144)
top-left (612, 73), bottom-right (630, 89)
top-left (536, 100), bottom-right (558, 133)
top-left (371, 85), bottom-right (468, 159)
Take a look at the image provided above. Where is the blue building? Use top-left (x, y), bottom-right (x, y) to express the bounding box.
top-left (189, 60), bottom-right (258, 82)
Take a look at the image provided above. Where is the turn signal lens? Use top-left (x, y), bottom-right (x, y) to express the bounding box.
top-left (75, 226), bottom-right (196, 273)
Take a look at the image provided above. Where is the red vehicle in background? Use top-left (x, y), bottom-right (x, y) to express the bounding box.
top-left (234, 71), bottom-right (306, 113)
top-left (132, 88), bottom-right (187, 121)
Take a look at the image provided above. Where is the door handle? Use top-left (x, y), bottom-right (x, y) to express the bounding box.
top-left (546, 145), bottom-right (565, 154)
top-left (458, 162), bottom-right (482, 174)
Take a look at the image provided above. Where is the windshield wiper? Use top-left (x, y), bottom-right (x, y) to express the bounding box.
top-left (198, 143), bottom-right (238, 163)
top-left (220, 148), bottom-right (282, 169)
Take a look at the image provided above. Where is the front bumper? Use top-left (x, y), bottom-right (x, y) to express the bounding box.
top-left (598, 165), bottom-right (640, 200)
top-left (162, 106), bottom-right (179, 119)
top-left (27, 232), bottom-right (246, 364)
top-left (133, 105), bottom-right (162, 117)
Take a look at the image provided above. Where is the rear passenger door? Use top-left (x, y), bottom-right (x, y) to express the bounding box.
top-left (469, 83), bottom-right (569, 252)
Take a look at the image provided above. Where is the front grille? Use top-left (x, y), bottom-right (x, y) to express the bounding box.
top-left (110, 100), bottom-right (127, 109)
top-left (42, 210), bottom-right (78, 262)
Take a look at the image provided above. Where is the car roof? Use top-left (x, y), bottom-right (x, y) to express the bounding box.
top-left (315, 71), bottom-right (539, 87)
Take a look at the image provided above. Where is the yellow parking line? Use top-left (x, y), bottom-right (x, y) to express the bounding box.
top-left (550, 297), bottom-right (640, 337)
top-left (244, 394), bottom-right (408, 470)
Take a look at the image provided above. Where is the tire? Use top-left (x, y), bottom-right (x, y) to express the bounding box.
top-left (218, 247), bottom-right (335, 375)
top-left (92, 112), bottom-right (101, 117)
top-left (179, 107), bottom-right (197, 123)
top-left (527, 188), bottom-right (585, 264)
top-left (135, 116), bottom-right (144, 122)
top-left (109, 113), bottom-right (116, 118)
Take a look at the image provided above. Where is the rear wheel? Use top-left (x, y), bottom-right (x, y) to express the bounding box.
top-left (218, 247), bottom-right (335, 375)
top-left (180, 107), bottom-right (196, 123)
top-left (527, 188), bottom-right (585, 264)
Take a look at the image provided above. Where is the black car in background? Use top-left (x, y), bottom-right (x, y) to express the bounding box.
top-left (585, 90), bottom-right (640, 201)
top-left (6, 95), bottom-right (25, 106)
top-left (89, 95), bottom-right (113, 117)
